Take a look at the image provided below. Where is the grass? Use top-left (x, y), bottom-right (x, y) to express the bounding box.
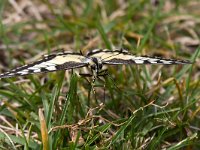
top-left (0, 0), bottom-right (200, 149)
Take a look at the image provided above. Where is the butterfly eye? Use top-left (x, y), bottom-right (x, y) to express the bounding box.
top-left (91, 64), bottom-right (96, 70)
top-left (99, 63), bottom-right (103, 69)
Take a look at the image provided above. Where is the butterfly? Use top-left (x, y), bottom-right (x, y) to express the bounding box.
top-left (0, 48), bottom-right (191, 80)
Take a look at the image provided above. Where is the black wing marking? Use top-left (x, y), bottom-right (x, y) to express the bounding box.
top-left (86, 48), bottom-right (129, 59)
top-left (87, 49), bottom-right (191, 65)
top-left (0, 52), bottom-right (89, 79)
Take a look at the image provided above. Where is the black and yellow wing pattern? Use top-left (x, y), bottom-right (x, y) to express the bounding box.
top-left (0, 48), bottom-right (191, 79)
top-left (87, 49), bottom-right (191, 65)
top-left (0, 51), bottom-right (89, 79)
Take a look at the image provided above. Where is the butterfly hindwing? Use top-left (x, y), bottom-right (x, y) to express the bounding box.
top-left (87, 49), bottom-right (191, 65)
top-left (0, 52), bottom-right (89, 79)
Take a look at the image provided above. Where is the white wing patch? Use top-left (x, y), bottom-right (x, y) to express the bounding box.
top-left (45, 66), bottom-right (57, 71)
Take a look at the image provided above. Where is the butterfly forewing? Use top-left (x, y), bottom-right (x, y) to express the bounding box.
top-left (88, 49), bottom-right (191, 65)
top-left (103, 55), bottom-right (191, 65)
top-left (0, 52), bottom-right (89, 79)
top-left (86, 49), bottom-right (129, 60)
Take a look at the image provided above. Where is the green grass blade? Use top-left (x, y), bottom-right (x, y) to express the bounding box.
top-left (96, 20), bottom-right (112, 49)
top-left (52, 74), bottom-right (78, 149)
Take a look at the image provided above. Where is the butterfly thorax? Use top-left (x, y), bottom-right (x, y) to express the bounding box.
top-left (89, 57), bottom-right (103, 75)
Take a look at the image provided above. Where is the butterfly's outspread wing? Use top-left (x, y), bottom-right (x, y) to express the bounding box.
top-left (0, 48), bottom-right (191, 79)
top-left (87, 49), bottom-right (191, 65)
top-left (0, 52), bottom-right (89, 79)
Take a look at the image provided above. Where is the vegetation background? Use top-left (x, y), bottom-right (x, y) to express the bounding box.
top-left (0, 0), bottom-right (199, 149)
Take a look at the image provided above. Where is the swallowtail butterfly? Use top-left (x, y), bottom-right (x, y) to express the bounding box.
top-left (0, 49), bottom-right (191, 80)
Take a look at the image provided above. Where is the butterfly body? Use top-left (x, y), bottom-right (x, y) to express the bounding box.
top-left (0, 48), bottom-right (191, 79)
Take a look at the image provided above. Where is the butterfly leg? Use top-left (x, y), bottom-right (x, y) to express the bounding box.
top-left (98, 69), bottom-right (121, 92)
top-left (106, 73), bottom-right (121, 92)
top-left (97, 69), bottom-right (108, 77)
top-left (92, 75), bottom-right (98, 101)
top-left (79, 73), bottom-right (97, 100)
top-left (96, 69), bottom-right (109, 102)
top-left (79, 73), bottom-right (93, 77)
top-left (96, 76), bottom-right (106, 102)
